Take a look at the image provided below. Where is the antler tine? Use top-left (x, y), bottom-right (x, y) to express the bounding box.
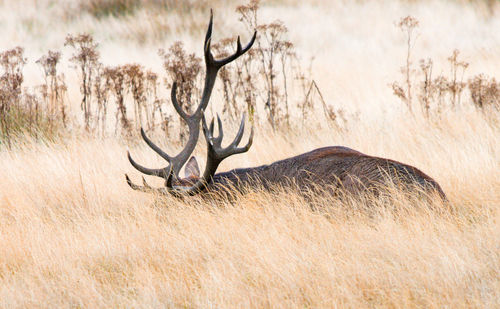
top-left (204, 9), bottom-right (214, 56)
top-left (234, 125), bottom-right (254, 153)
top-left (204, 29), bottom-right (257, 69)
top-left (195, 10), bottom-right (256, 117)
top-left (208, 117), bottom-right (215, 136)
top-left (130, 83), bottom-right (188, 178)
top-left (142, 176), bottom-right (152, 189)
top-left (125, 174), bottom-right (144, 191)
top-left (203, 9), bottom-right (256, 69)
top-left (201, 113), bottom-right (252, 158)
top-left (140, 128), bottom-right (172, 162)
top-left (127, 151), bottom-right (167, 178)
top-left (131, 126), bottom-right (184, 180)
top-left (170, 82), bottom-right (189, 122)
top-left (217, 113), bottom-right (253, 157)
top-left (213, 32), bottom-right (257, 67)
top-left (125, 174), bottom-right (170, 195)
top-left (125, 163), bottom-right (176, 195)
top-left (213, 114), bottom-right (224, 146)
top-left (228, 113), bottom-right (247, 149)
top-left (202, 113), bottom-right (213, 143)
top-left (165, 112), bottom-right (253, 196)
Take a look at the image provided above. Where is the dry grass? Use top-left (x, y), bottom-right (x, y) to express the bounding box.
top-left (0, 0), bottom-right (499, 307)
top-left (1, 111), bottom-right (498, 307)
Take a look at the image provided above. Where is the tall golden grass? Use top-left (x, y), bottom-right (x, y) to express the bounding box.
top-left (0, 0), bottom-right (499, 307)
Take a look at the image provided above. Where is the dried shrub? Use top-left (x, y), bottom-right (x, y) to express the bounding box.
top-left (159, 42), bottom-right (202, 140)
top-left (93, 63), bottom-right (113, 137)
top-left (145, 70), bottom-right (171, 135)
top-left (0, 47), bottom-right (22, 141)
top-left (0, 47), bottom-right (27, 144)
top-left (65, 33), bottom-right (100, 131)
top-left (212, 37), bottom-right (241, 120)
top-left (418, 58), bottom-right (434, 117)
top-left (256, 21), bottom-right (290, 128)
top-left (0, 47), bottom-right (58, 146)
top-left (416, 50), bottom-right (468, 115)
top-left (212, 37), bottom-right (260, 124)
top-left (447, 49), bottom-right (469, 107)
top-left (392, 17), bottom-right (477, 118)
top-left (236, 0), bottom-right (259, 31)
top-left (468, 74), bottom-right (500, 110)
top-left (237, 1), bottom-right (289, 128)
top-left (0, 47), bottom-right (25, 107)
top-left (392, 15), bottom-right (419, 113)
top-left (3, 1), bottom-right (359, 143)
top-left (302, 80), bottom-right (346, 130)
top-left (102, 66), bottom-right (131, 135)
top-left (233, 0), bottom-right (346, 130)
top-left (123, 64), bottom-right (148, 130)
top-left (36, 50), bottom-right (68, 126)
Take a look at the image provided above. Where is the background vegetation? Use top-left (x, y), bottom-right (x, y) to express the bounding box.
top-left (0, 0), bottom-right (498, 307)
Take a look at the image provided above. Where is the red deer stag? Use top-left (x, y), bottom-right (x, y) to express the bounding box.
top-left (126, 12), bottom-right (446, 200)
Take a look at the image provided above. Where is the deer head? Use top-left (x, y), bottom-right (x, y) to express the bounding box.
top-left (125, 11), bottom-right (256, 197)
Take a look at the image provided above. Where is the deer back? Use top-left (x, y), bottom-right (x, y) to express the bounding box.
top-left (209, 146), bottom-right (446, 199)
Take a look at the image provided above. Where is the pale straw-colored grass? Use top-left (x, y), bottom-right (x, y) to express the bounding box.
top-left (1, 111), bottom-right (498, 306)
top-left (0, 0), bottom-right (499, 307)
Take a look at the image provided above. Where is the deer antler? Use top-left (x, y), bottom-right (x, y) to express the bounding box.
top-left (163, 112), bottom-right (254, 196)
top-left (126, 10), bottom-right (256, 195)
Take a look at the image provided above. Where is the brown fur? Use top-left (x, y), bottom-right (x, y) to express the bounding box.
top-left (175, 146), bottom-right (446, 199)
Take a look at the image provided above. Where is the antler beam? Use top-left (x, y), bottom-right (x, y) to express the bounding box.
top-left (126, 10), bottom-right (256, 196)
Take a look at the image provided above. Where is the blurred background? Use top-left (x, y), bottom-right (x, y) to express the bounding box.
top-left (1, 0), bottom-right (499, 143)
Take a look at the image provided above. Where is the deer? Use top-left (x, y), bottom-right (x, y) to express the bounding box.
top-left (125, 12), bottom-right (446, 200)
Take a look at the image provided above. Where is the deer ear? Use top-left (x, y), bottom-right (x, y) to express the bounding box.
top-left (184, 156), bottom-right (200, 178)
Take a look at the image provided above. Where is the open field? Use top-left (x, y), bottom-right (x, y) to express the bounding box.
top-left (0, 0), bottom-right (499, 307)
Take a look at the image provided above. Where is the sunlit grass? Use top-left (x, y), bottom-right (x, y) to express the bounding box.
top-left (0, 0), bottom-right (499, 307)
